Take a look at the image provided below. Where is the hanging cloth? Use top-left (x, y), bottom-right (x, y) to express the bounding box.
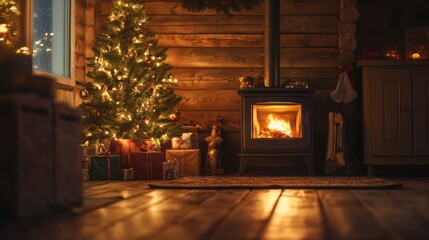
top-left (330, 68), bottom-right (357, 104)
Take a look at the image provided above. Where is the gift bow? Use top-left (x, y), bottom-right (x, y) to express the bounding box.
top-left (98, 151), bottom-right (111, 155)
top-left (141, 143), bottom-right (157, 152)
top-left (127, 168), bottom-right (136, 175)
top-left (167, 157), bottom-right (178, 163)
top-left (175, 138), bottom-right (190, 146)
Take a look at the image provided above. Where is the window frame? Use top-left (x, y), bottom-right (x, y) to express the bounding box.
top-left (24, 0), bottom-right (76, 87)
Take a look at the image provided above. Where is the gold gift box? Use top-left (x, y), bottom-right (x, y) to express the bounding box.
top-left (165, 149), bottom-right (201, 176)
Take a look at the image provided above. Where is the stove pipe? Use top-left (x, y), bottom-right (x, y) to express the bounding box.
top-left (264, 0), bottom-right (280, 88)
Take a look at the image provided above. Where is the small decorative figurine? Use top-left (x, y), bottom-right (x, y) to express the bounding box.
top-left (238, 76), bottom-right (254, 89)
top-left (204, 115), bottom-right (224, 175)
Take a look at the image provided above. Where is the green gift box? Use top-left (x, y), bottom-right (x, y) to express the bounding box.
top-left (90, 155), bottom-right (121, 180)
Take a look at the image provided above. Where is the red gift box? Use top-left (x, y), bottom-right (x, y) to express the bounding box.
top-left (129, 152), bottom-right (164, 179)
top-left (110, 139), bottom-right (142, 168)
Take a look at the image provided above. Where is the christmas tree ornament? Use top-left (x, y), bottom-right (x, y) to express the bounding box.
top-left (79, 89), bottom-right (90, 99)
top-left (115, 70), bottom-right (126, 80)
top-left (146, 54), bottom-right (152, 62)
top-left (127, 48), bottom-right (137, 58)
top-left (169, 111), bottom-right (181, 122)
top-left (92, 110), bottom-right (100, 118)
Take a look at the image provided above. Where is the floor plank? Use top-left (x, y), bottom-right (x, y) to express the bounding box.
top-left (262, 189), bottom-right (326, 240)
top-left (83, 181), bottom-right (144, 197)
top-left (318, 190), bottom-right (394, 240)
top-left (351, 190), bottom-right (429, 240)
top-left (26, 189), bottom-right (190, 240)
top-left (386, 189), bottom-right (429, 223)
top-left (90, 190), bottom-right (216, 240)
top-left (208, 189), bottom-right (282, 240)
top-left (2, 177), bottom-right (429, 240)
top-left (154, 190), bottom-right (250, 240)
top-left (73, 181), bottom-right (153, 214)
top-left (82, 180), bottom-right (111, 187)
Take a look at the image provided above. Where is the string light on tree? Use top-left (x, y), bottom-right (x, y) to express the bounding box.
top-left (77, 0), bottom-right (183, 148)
top-left (0, 0), bottom-right (26, 52)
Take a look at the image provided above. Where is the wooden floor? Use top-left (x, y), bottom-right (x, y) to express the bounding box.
top-left (1, 177), bottom-right (429, 240)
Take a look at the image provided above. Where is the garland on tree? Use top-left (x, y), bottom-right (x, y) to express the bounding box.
top-left (78, 0), bottom-right (183, 148)
top-left (180, 0), bottom-right (261, 15)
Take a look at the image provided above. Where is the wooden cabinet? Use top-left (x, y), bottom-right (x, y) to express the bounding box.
top-left (359, 60), bottom-right (429, 174)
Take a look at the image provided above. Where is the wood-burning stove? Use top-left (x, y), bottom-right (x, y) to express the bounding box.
top-left (238, 0), bottom-right (314, 175)
top-left (238, 88), bottom-right (314, 175)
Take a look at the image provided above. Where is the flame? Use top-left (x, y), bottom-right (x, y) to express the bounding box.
top-left (0, 24), bottom-right (8, 34)
top-left (267, 114), bottom-right (292, 137)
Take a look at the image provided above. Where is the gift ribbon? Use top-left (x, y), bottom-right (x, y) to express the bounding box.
top-left (141, 144), bottom-right (157, 152)
top-left (123, 168), bottom-right (135, 180)
top-left (178, 151), bottom-right (185, 176)
top-left (127, 168), bottom-right (136, 175)
top-left (175, 138), bottom-right (190, 148)
top-left (107, 156), bottom-right (111, 179)
top-left (146, 151), bottom-right (153, 179)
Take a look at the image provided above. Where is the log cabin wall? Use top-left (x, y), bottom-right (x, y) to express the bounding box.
top-left (357, 0), bottom-right (429, 56)
top-left (51, 0), bottom-right (107, 107)
top-left (77, 0), bottom-right (345, 173)
top-left (12, 0), bottom-right (87, 106)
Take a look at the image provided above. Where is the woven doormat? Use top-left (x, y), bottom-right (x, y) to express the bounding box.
top-left (148, 176), bottom-right (402, 189)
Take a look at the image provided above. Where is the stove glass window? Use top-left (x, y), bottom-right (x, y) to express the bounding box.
top-left (252, 103), bottom-right (302, 139)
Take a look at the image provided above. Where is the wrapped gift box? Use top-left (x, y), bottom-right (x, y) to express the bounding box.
top-left (82, 169), bottom-right (90, 181)
top-left (52, 103), bottom-right (83, 210)
top-left (163, 160), bottom-right (179, 179)
top-left (90, 155), bottom-right (121, 180)
top-left (172, 132), bottom-right (199, 149)
top-left (0, 94), bottom-right (53, 219)
top-left (182, 125), bottom-right (200, 133)
top-left (129, 152), bottom-right (164, 179)
top-left (110, 139), bottom-right (142, 168)
top-left (121, 168), bottom-right (136, 180)
top-left (165, 149), bottom-right (201, 176)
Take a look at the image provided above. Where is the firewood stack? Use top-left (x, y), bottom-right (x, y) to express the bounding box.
top-left (338, 0), bottom-right (359, 66)
top-left (0, 45), bottom-right (83, 219)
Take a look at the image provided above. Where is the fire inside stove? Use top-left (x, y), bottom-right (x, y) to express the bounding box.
top-left (252, 103), bottom-right (302, 139)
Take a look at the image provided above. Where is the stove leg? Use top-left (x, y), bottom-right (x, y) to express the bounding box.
top-left (304, 156), bottom-right (314, 175)
top-left (239, 158), bottom-right (249, 176)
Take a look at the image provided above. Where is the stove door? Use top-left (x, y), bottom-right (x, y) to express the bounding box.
top-left (252, 103), bottom-right (302, 139)
top-left (241, 94), bottom-right (313, 153)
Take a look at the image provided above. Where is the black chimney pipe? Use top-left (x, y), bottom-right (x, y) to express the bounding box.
top-left (264, 0), bottom-right (280, 88)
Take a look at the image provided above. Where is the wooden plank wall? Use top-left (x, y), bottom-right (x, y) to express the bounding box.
top-left (56, 0), bottom-right (89, 106)
top-left (80, 0), bottom-right (342, 174)
top-left (55, 0), bottom-right (107, 107)
top-left (143, 0), bottom-right (341, 173)
top-left (357, 0), bottom-right (429, 56)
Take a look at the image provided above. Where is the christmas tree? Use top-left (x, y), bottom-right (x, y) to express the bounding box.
top-left (78, 0), bottom-right (182, 148)
top-left (0, 0), bottom-right (20, 49)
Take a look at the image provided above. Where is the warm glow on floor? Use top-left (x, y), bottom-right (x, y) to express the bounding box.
top-left (262, 190), bottom-right (324, 239)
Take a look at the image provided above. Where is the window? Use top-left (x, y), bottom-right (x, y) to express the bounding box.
top-left (31, 0), bottom-right (72, 79)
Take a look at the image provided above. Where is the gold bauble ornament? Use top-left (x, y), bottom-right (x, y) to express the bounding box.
top-left (79, 89), bottom-right (89, 99)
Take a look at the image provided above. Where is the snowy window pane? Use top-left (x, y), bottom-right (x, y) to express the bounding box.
top-left (33, 0), bottom-right (70, 78)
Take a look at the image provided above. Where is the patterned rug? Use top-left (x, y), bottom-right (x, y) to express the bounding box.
top-left (148, 176), bottom-right (402, 189)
